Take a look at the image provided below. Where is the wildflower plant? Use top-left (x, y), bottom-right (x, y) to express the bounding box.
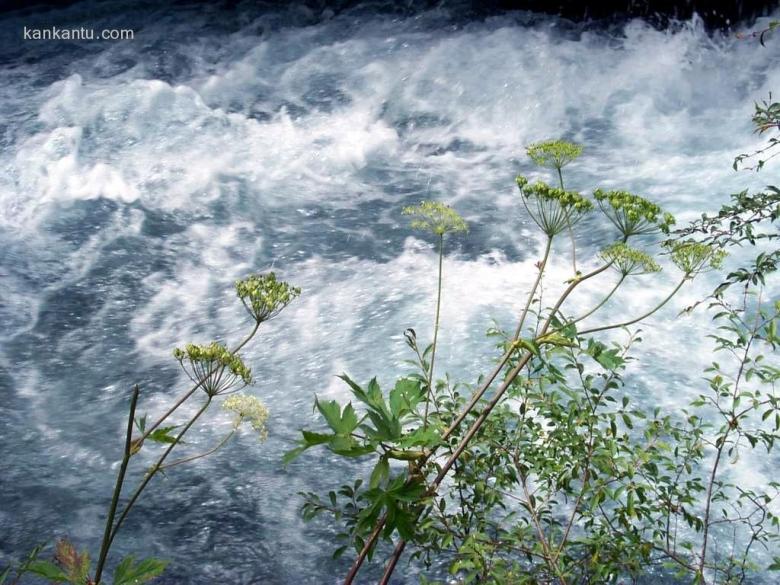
top-left (289, 126), bottom-right (780, 585)
top-left (402, 200), bottom-right (468, 236)
top-left (401, 200), bottom-right (468, 426)
top-left (594, 188), bottom-right (676, 237)
top-left (173, 341), bottom-right (252, 396)
top-left (525, 139), bottom-right (585, 271)
top-left (1, 272), bottom-right (300, 585)
top-left (515, 176), bottom-right (593, 237)
top-left (224, 394), bottom-right (270, 440)
top-left (599, 242), bottom-right (661, 276)
top-left (236, 272), bottom-right (301, 324)
top-left (526, 139), bottom-right (583, 174)
top-left (666, 239), bottom-right (727, 277)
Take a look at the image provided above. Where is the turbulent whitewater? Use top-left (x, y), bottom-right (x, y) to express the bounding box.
top-left (0, 2), bottom-right (779, 583)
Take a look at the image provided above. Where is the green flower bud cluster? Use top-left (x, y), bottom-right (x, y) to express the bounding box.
top-left (593, 189), bottom-right (676, 237)
top-left (173, 341), bottom-right (252, 396)
top-left (599, 242), bottom-right (661, 276)
top-left (665, 240), bottom-right (727, 277)
top-left (235, 273), bottom-right (301, 324)
top-left (402, 200), bottom-right (468, 236)
top-left (515, 175), bottom-right (593, 237)
top-left (526, 139), bottom-right (583, 170)
top-left (223, 393), bottom-right (269, 440)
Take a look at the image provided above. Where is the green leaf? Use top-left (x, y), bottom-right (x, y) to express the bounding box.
top-left (315, 398), bottom-right (343, 432)
top-left (398, 426), bottom-right (440, 449)
top-left (302, 430), bottom-right (332, 446)
top-left (327, 435), bottom-right (376, 457)
top-left (389, 378), bottom-right (424, 417)
top-left (26, 560), bottom-right (68, 582)
top-left (113, 556), bottom-right (168, 585)
top-left (147, 426), bottom-right (179, 445)
top-left (369, 456), bottom-right (390, 489)
top-left (282, 444), bottom-right (309, 465)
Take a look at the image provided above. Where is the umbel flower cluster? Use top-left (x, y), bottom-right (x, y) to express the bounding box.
top-left (402, 201), bottom-right (468, 236)
top-left (594, 188), bottom-right (676, 236)
top-left (666, 239), bottom-right (727, 277)
top-left (173, 342), bottom-right (252, 396)
top-left (526, 139), bottom-right (583, 171)
top-left (223, 394), bottom-right (270, 440)
top-left (599, 242), bottom-right (661, 276)
top-left (515, 175), bottom-right (593, 236)
top-left (236, 273), bottom-right (301, 324)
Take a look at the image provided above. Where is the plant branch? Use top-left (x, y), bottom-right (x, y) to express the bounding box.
top-left (94, 385), bottom-right (140, 584)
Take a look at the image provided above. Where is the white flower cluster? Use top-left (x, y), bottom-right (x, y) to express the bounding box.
top-left (223, 394), bottom-right (270, 441)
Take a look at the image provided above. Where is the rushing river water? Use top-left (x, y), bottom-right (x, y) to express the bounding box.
top-left (1, 2), bottom-right (779, 583)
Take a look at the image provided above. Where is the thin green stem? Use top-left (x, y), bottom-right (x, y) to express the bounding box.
top-left (159, 426), bottom-right (238, 471)
top-left (578, 278), bottom-right (686, 336)
top-left (106, 398), bottom-right (212, 553)
top-left (569, 275), bottom-right (625, 326)
top-left (557, 166), bottom-right (577, 274)
top-left (513, 236), bottom-right (553, 341)
top-left (94, 386), bottom-right (140, 584)
top-left (424, 234), bottom-right (445, 428)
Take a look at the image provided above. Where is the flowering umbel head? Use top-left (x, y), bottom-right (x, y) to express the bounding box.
top-left (599, 242), bottom-right (661, 276)
top-left (526, 139), bottom-right (583, 171)
top-left (515, 175), bottom-right (593, 237)
top-left (593, 189), bottom-right (675, 237)
top-left (402, 200), bottom-right (468, 237)
top-left (665, 240), bottom-right (727, 278)
top-left (173, 342), bottom-right (252, 396)
top-left (235, 273), bottom-right (300, 324)
top-left (223, 394), bottom-right (269, 441)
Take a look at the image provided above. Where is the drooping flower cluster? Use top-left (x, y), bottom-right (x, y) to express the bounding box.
top-left (235, 273), bottom-right (301, 324)
top-left (223, 394), bottom-right (270, 440)
top-left (402, 200), bottom-right (468, 236)
top-left (599, 242), bottom-right (661, 276)
top-left (173, 342), bottom-right (252, 396)
top-left (526, 139), bottom-right (583, 171)
top-left (516, 175), bottom-right (593, 237)
top-left (666, 240), bottom-right (727, 277)
top-left (593, 189), bottom-right (676, 237)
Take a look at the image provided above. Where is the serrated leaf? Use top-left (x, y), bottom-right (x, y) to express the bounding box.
top-left (369, 456), bottom-right (390, 489)
top-left (113, 556), bottom-right (168, 585)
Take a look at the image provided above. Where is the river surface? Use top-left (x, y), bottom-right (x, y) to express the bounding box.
top-left (0, 2), bottom-right (779, 583)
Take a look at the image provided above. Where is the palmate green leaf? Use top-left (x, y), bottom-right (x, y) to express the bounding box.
top-left (113, 556), bottom-right (168, 585)
top-left (315, 398), bottom-right (359, 435)
top-left (389, 377), bottom-right (425, 418)
top-left (339, 374), bottom-right (388, 415)
top-left (363, 410), bottom-right (402, 442)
